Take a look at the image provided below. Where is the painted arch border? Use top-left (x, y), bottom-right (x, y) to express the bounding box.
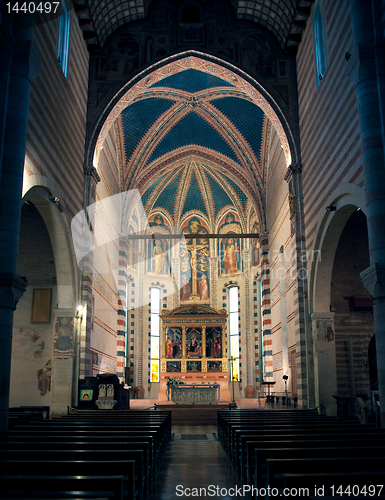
top-left (89, 50), bottom-right (295, 171)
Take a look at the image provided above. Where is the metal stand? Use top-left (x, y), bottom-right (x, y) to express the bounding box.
top-left (229, 356), bottom-right (237, 409)
top-left (281, 377), bottom-right (291, 406)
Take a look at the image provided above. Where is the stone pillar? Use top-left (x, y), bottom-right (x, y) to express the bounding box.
top-left (311, 312), bottom-right (337, 416)
top-left (210, 257), bottom-right (218, 310)
top-left (244, 248), bottom-right (253, 390)
top-left (171, 257), bottom-right (180, 309)
top-left (0, 33), bottom-right (39, 430)
top-left (202, 326), bottom-right (206, 358)
top-left (348, 0), bottom-right (385, 427)
top-left (259, 233), bottom-right (273, 388)
top-left (279, 248), bottom-right (289, 378)
top-left (79, 166), bottom-right (100, 378)
top-left (51, 311), bottom-right (76, 414)
top-left (182, 326), bottom-right (186, 358)
top-left (116, 234), bottom-right (128, 382)
top-left (285, 164), bottom-right (314, 408)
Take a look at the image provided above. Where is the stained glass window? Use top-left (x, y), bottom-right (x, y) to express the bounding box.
top-left (57, 0), bottom-right (71, 78)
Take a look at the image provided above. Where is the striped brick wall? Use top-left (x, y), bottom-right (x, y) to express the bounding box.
top-left (253, 279), bottom-right (260, 392)
top-left (297, 0), bottom-right (362, 260)
top-left (25, 12), bottom-right (89, 220)
top-left (116, 237), bottom-right (128, 380)
top-left (259, 233), bottom-right (273, 385)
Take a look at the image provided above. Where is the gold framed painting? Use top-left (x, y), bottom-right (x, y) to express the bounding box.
top-left (31, 288), bottom-right (52, 324)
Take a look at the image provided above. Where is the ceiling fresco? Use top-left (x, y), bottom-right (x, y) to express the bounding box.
top-left (96, 55), bottom-right (292, 230)
top-left (112, 65), bottom-right (270, 226)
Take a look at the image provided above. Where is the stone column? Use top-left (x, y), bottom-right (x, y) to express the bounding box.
top-left (259, 233), bottom-right (273, 387)
top-left (202, 326), bottom-right (206, 358)
top-left (285, 164), bottom-right (314, 408)
top-left (210, 257), bottom-right (218, 310)
top-left (171, 257), bottom-right (180, 309)
top-left (244, 248), bottom-right (253, 390)
top-left (279, 247), bottom-right (289, 378)
top-left (182, 326), bottom-right (186, 358)
top-left (79, 166), bottom-right (100, 378)
top-left (116, 234), bottom-right (128, 382)
top-left (348, 0), bottom-right (385, 427)
top-left (0, 33), bottom-right (39, 430)
top-left (311, 312), bottom-right (337, 416)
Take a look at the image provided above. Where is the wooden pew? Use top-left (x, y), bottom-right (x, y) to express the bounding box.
top-left (235, 428), bottom-right (384, 477)
top-left (243, 437), bottom-right (385, 486)
top-left (219, 416), bottom-right (359, 447)
top-left (0, 460), bottom-right (135, 500)
top-left (1, 432), bottom-right (156, 471)
top-left (252, 446), bottom-right (385, 491)
top-left (266, 456), bottom-right (385, 490)
top-left (12, 424), bottom-right (164, 462)
top-left (0, 450), bottom-right (145, 500)
top-left (230, 423), bottom-right (374, 461)
top-left (0, 475), bottom-right (124, 500)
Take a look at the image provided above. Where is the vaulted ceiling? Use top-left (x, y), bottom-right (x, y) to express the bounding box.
top-left (103, 58), bottom-right (281, 229)
top-left (74, 0), bottom-right (314, 51)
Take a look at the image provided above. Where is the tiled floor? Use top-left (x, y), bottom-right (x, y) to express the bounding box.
top-left (151, 426), bottom-right (242, 500)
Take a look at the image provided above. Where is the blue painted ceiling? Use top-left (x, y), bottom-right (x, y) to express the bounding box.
top-left (119, 65), bottom-right (267, 223)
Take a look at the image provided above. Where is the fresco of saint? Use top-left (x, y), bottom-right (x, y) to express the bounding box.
top-left (224, 238), bottom-right (239, 274)
top-left (153, 239), bottom-right (166, 274)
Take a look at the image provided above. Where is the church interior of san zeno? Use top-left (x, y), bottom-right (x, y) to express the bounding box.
top-left (1, 0), bottom-right (385, 497)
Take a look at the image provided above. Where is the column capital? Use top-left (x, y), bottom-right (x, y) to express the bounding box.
top-left (311, 312), bottom-right (335, 323)
top-left (360, 263), bottom-right (385, 300)
top-left (84, 165), bottom-right (101, 183)
top-left (284, 163), bottom-right (302, 182)
top-left (0, 273), bottom-right (28, 309)
top-left (259, 232), bottom-right (269, 246)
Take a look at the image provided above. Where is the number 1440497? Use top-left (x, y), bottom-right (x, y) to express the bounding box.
top-left (6, 2), bottom-right (60, 14)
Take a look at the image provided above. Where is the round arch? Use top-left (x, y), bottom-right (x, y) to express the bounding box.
top-left (310, 185), bottom-right (367, 314)
top-left (22, 186), bottom-right (77, 310)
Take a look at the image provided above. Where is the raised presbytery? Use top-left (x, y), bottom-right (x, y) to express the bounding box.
top-left (1, 0), bottom-right (385, 431)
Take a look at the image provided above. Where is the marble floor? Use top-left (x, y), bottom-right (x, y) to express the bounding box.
top-left (150, 425), bottom-right (243, 500)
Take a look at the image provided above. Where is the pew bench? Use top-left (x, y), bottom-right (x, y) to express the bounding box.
top-left (0, 460), bottom-right (136, 500)
top-left (251, 445), bottom-right (385, 490)
top-left (244, 438), bottom-right (385, 486)
top-left (0, 475), bottom-right (124, 500)
top-left (0, 450), bottom-right (145, 500)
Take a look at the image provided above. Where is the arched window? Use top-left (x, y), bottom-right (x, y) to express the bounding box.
top-left (314, 0), bottom-right (327, 84)
top-left (57, 0), bottom-right (71, 78)
top-left (228, 286), bottom-right (239, 382)
top-left (150, 287), bottom-right (161, 383)
top-left (182, 4), bottom-right (201, 23)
